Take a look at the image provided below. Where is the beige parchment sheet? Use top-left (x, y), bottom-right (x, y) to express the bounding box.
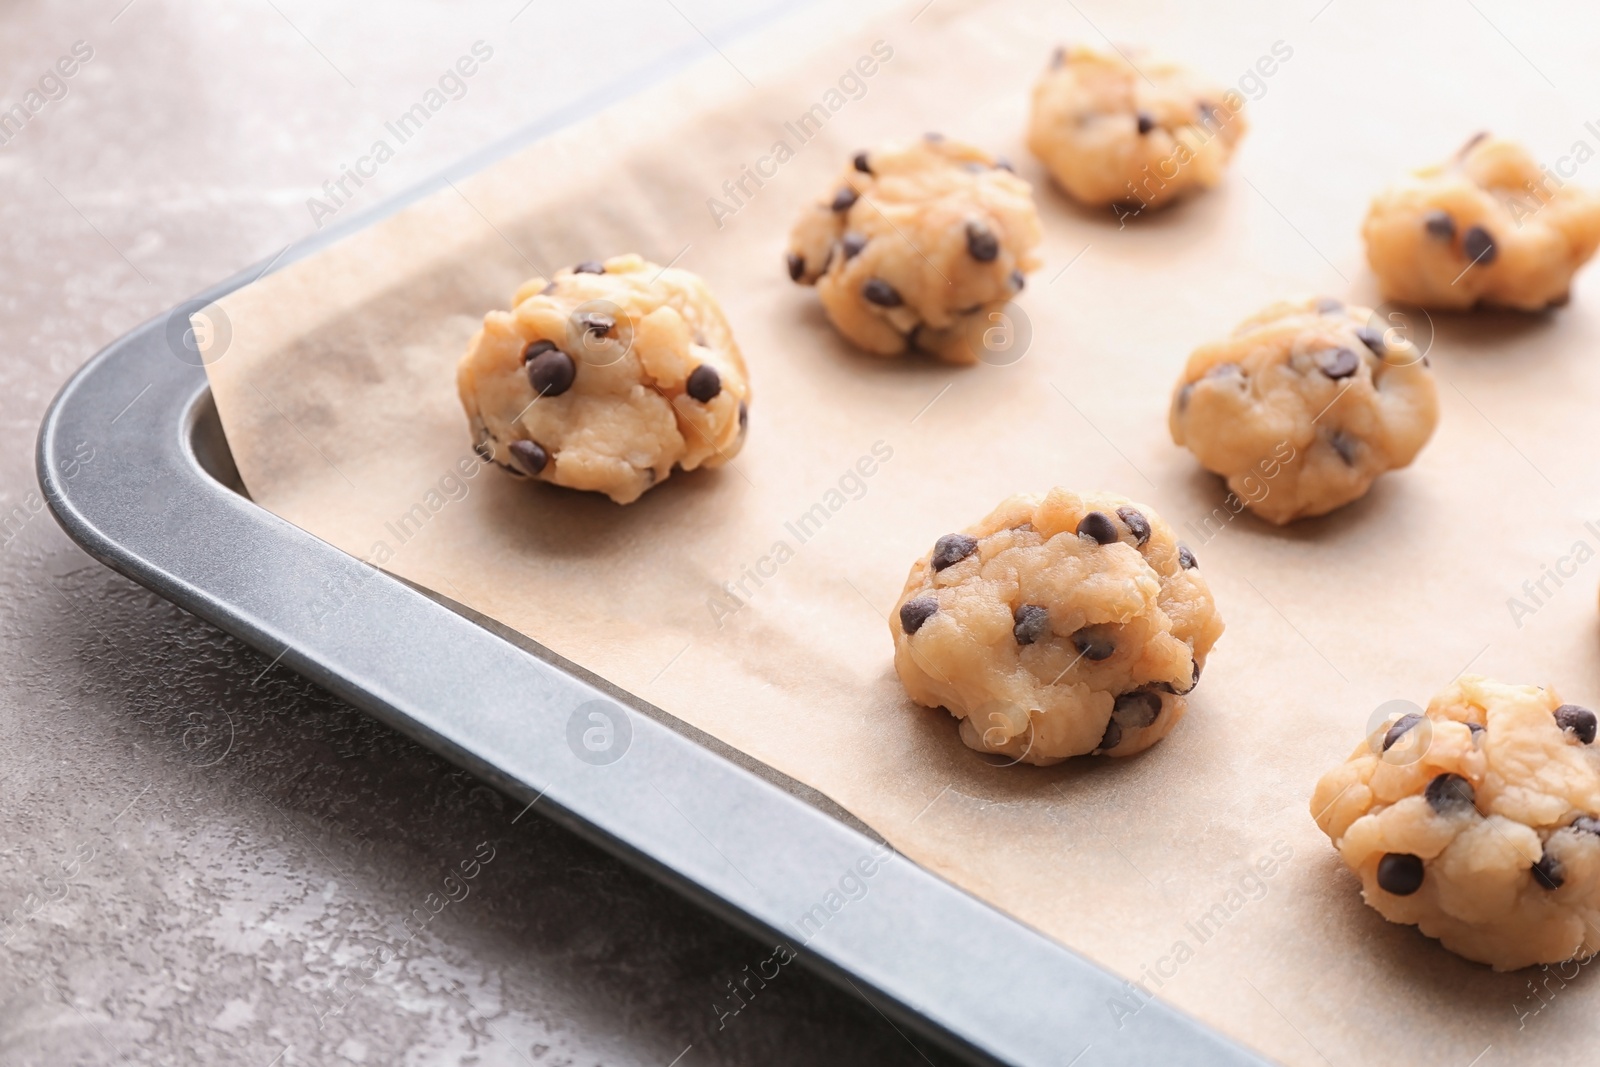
top-left (203, 0), bottom-right (1600, 1062)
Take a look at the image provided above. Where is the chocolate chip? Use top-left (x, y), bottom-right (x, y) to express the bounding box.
top-left (841, 233), bottom-right (868, 260)
top-left (686, 365), bottom-right (722, 402)
top-left (1555, 704), bottom-right (1597, 744)
top-left (1318, 347), bottom-right (1360, 379)
top-left (1013, 604), bottom-right (1050, 645)
top-left (831, 186), bottom-right (859, 212)
top-left (1177, 543), bottom-right (1197, 569)
top-left (924, 131), bottom-right (945, 142)
top-left (1376, 853), bottom-right (1424, 896)
top-left (1382, 713), bottom-right (1423, 751)
top-left (540, 281), bottom-right (558, 295)
top-left (1184, 659), bottom-right (1201, 693)
top-left (738, 401), bottom-right (748, 430)
top-left (577, 312), bottom-right (614, 335)
top-left (527, 347), bottom-right (576, 397)
top-left (1072, 629), bottom-right (1115, 661)
top-left (1328, 429), bottom-right (1357, 466)
top-left (1572, 816), bottom-right (1600, 836)
top-left (1425, 773), bottom-right (1475, 815)
top-left (1136, 110), bottom-right (1155, 135)
top-left (931, 533), bottom-right (979, 571)
top-left (1051, 46), bottom-right (1066, 68)
top-left (1010, 269), bottom-right (1026, 292)
top-left (853, 151), bottom-right (872, 175)
top-left (965, 221), bottom-right (1000, 262)
top-left (994, 156), bottom-right (1015, 173)
top-left (786, 252), bottom-right (805, 281)
top-left (509, 439), bottom-right (548, 475)
top-left (573, 261), bottom-right (604, 274)
top-left (523, 339), bottom-right (558, 363)
top-left (899, 597), bottom-right (938, 634)
top-left (1467, 721), bottom-right (1486, 739)
top-left (1115, 506), bottom-right (1150, 546)
top-left (1113, 690), bottom-right (1162, 729)
top-left (1355, 325), bottom-right (1386, 354)
top-left (1463, 225), bottom-right (1497, 265)
top-left (863, 278), bottom-right (902, 307)
top-left (1077, 511), bottom-right (1118, 545)
top-left (962, 161), bottom-right (985, 174)
top-left (1533, 851), bottom-right (1565, 890)
top-left (1177, 382), bottom-right (1194, 412)
top-left (1097, 718), bottom-right (1122, 752)
top-left (1423, 210), bottom-right (1455, 241)
top-left (1316, 297), bottom-right (1343, 314)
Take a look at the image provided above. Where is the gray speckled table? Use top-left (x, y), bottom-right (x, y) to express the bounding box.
top-left (0, 3), bottom-right (952, 1063)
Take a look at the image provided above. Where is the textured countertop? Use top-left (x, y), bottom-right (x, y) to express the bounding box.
top-left (0, 2), bottom-right (948, 1063)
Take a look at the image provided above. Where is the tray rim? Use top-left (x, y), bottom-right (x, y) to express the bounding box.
top-left (32, 19), bottom-right (1277, 1067)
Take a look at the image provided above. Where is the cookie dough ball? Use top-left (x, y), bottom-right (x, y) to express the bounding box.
top-left (1363, 134), bottom-right (1600, 310)
top-left (1169, 297), bottom-right (1439, 525)
top-left (785, 135), bottom-right (1042, 363)
top-left (458, 254), bottom-right (749, 505)
top-left (1027, 45), bottom-right (1247, 211)
top-left (1312, 676), bottom-right (1600, 971)
top-left (890, 489), bottom-right (1224, 766)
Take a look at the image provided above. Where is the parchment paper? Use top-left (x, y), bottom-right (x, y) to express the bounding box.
top-left (203, 0), bottom-right (1600, 1061)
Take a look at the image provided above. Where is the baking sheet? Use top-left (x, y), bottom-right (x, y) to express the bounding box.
top-left (202, 0), bottom-right (1600, 1062)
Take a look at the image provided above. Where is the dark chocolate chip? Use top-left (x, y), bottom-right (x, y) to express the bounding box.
top-left (1572, 816), bottom-right (1600, 836)
top-left (1376, 853), bottom-right (1424, 896)
top-left (831, 186), bottom-right (859, 212)
top-left (853, 151), bottom-right (872, 175)
top-left (508, 439), bottom-right (549, 475)
top-left (786, 252), bottom-right (805, 281)
top-left (527, 347), bottom-right (576, 397)
top-left (1316, 297), bottom-right (1343, 314)
top-left (1098, 718), bottom-right (1123, 752)
top-left (1072, 629), bottom-right (1115, 661)
top-left (1115, 506), bottom-right (1150, 546)
top-left (1318, 347), bottom-right (1360, 379)
top-left (738, 401), bottom-right (748, 430)
top-left (1113, 690), bottom-right (1162, 729)
top-left (1423, 210), bottom-right (1456, 241)
top-left (1136, 110), bottom-right (1156, 135)
top-left (1382, 713), bottom-right (1423, 752)
top-left (577, 312), bottom-right (615, 335)
top-left (1467, 721), bottom-right (1486, 739)
top-left (1177, 543), bottom-right (1198, 569)
top-left (1051, 46), bottom-right (1066, 68)
top-left (686, 365), bottom-right (722, 402)
top-left (924, 131), bottom-right (945, 142)
top-left (965, 221), bottom-right (1000, 262)
top-left (1077, 511), bottom-right (1118, 545)
top-left (573, 261), bottom-right (605, 274)
top-left (1555, 704), bottom-right (1597, 744)
top-left (523, 339), bottom-right (558, 363)
top-left (1328, 429), bottom-right (1358, 466)
top-left (1463, 225), bottom-right (1497, 265)
top-left (1010, 269), bottom-right (1026, 292)
top-left (1424, 773), bottom-right (1476, 815)
top-left (841, 233), bottom-right (868, 260)
top-left (931, 533), bottom-right (979, 572)
top-left (899, 597), bottom-right (939, 634)
top-left (1185, 658), bottom-right (1201, 693)
top-left (994, 156), bottom-right (1015, 173)
top-left (1533, 851), bottom-right (1565, 890)
top-left (1013, 604), bottom-right (1050, 645)
top-left (1355, 325), bottom-right (1386, 354)
top-left (863, 278), bottom-right (902, 307)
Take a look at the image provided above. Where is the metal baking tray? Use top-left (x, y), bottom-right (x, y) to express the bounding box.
top-left (35, 60), bottom-right (1274, 1067)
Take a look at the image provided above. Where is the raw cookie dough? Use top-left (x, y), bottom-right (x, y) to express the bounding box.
top-left (890, 489), bottom-right (1224, 766)
top-left (1027, 44), bottom-right (1248, 212)
top-left (457, 254), bottom-right (749, 505)
top-left (1363, 134), bottom-right (1600, 310)
top-left (1168, 296), bottom-right (1439, 525)
top-left (1312, 676), bottom-right (1600, 971)
top-left (785, 135), bottom-right (1042, 363)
